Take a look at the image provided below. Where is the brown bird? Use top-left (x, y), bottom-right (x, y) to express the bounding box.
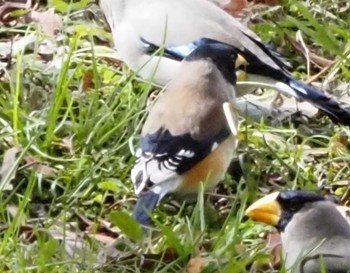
top-left (131, 40), bottom-right (240, 225)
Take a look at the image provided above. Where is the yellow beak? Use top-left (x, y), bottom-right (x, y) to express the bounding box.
top-left (245, 192), bottom-right (282, 227)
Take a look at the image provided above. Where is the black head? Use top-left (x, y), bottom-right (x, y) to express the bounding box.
top-left (184, 38), bottom-right (238, 85)
top-left (277, 190), bottom-right (325, 231)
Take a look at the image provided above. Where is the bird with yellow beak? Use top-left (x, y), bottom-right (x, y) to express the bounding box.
top-left (246, 190), bottom-right (350, 273)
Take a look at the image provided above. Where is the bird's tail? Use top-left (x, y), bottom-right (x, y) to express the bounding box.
top-left (133, 190), bottom-right (161, 226)
top-left (275, 76), bottom-right (350, 126)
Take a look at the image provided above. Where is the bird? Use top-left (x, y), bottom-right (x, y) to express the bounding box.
top-left (99, 0), bottom-right (350, 126)
top-left (130, 40), bottom-right (240, 226)
top-left (245, 190), bottom-right (350, 273)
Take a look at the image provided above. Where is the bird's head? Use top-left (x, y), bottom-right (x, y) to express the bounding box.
top-left (245, 190), bottom-right (326, 232)
top-left (185, 38), bottom-right (246, 84)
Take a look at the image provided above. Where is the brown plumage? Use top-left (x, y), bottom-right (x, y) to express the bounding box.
top-left (131, 41), bottom-right (239, 225)
top-left (142, 60), bottom-right (233, 140)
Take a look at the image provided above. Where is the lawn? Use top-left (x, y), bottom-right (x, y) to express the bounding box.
top-left (0, 0), bottom-right (349, 272)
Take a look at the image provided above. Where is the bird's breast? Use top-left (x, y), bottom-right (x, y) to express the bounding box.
top-left (179, 135), bottom-right (236, 192)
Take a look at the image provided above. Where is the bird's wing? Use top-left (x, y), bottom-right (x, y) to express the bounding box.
top-left (131, 59), bottom-right (237, 196)
top-left (131, 126), bottom-right (231, 195)
top-left (300, 253), bottom-right (350, 273)
top-left (104, 0), bottom-right (287, 70)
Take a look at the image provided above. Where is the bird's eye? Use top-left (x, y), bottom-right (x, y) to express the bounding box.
top-left (288, 198), bottom-right (301, 212)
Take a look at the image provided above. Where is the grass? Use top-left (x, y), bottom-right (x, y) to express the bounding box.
top-left (0, 0), bottom-right (349, 272)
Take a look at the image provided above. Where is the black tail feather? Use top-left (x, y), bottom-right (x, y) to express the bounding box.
top-left (133, 191), bottom-right (160, 226)
top-left (286, 76), bottom-right (350, 126)
top-left (140, 36), bottom-right (350, 126)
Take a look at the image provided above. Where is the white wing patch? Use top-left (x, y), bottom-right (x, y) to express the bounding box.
top-left (130, 148), bottom-right (196, 196)
top-left (176, 149), bottom-right (195, 158)
top-left (211, 142), bottom-right (219, 152)
top-left (223, 102), bottom-right (239, 137)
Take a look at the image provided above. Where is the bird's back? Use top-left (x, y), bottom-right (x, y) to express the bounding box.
top-left (283, 202), bottom-right (350, 273)
top-left (142, 60), bottom-right (236, 140)
top-left (104, 0), bottom-right (282, 70)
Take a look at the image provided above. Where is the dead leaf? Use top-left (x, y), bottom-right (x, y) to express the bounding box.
top-left (328, 133), bottom-right (348, 157)
top-left (0, 147), bottom-right (22, 190)
top-left (34, 164), bottom-right (57, 177)
top-left (7, 204), bottom-right (18, 218)
top-left (82, 71), bottom-right (94, 92)
top-left (19, 225), bottom-right (36, 243)
top-left (0, 0), bottom-right (62, 36)
top-left (186, 256), bottom-right (210, 273)
top-left (25, 8), bottom-right (62, 37)
top-left (208, 0), bottom-right (248, 17)
top-left (54, 135), bottom-right (75, 155)
top-left (0, 33), bottom-right (36, 60)
top-left (86, 222), bottom-right (119, 240)
top-left (254, 0), bottom-right (279, 6)
top-left (265, 231), bottom-right (282, 268)
top-left (268, 173), bottom-right (285, 187)
top-left (0, 0), bottom-right (33, 26)
top-left (97, 237), bottom-right (139, 264)
top-left (89, 233), bottom-right (116, 244)
top-left (252, 132), bottom-right (287, 149)
top-left (48, 227), bottom-right (91, 259)
top-left (223, 0), bottom-right (248, 16)
top-left (75, 212), bottom-right (120, 244)
top-left (38, 39), bottom-right (55, 62)
top-left (23, 155), bottom-right (57, 177)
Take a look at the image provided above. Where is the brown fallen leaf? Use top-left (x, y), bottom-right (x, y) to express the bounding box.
top-left (89, 233), bottom-right (116, 244)
top-left (23, 155), bottom-right (57, 177)
top-left (0, 146), bottom-right (22, 190)
top-left (48, 227), bottom-right (91, 259)
top-left (328, 133), bottom-right (348, 157)
top-left (102, 56), bottom-right (124, 68)
top-left (222, 0), bottom-right (248, 16)
top-left (6, 204), bottom-right (18, 218)
top-left (86, 222), bottom-right (119, 239)
top-left (76, 212), bottom-right (120, 241)
top-left (25, 8), bottom-right (62, 37)
top-left (82, 71), bottom-right (94, 92)
top-left (267, 172), bottom-right (285, 187)
top-left (0, 0), bottom-right (62, 36)
top-left (52, 135), bottom-right (75, 155)
top-left (265, 231), bottom-right (282, 269)
top-left (19, 225), bottom-right (36, 243)
top-left (0, 0), bottom-right (33, 26)
top-left (0, 33), bottom-right (37, 65)
top-left (254, 0), bottom-right (279, 6)
top-left (38, 39), bottom-right (55, 61)
top-left (186, 256), bottom-right (210, 273)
